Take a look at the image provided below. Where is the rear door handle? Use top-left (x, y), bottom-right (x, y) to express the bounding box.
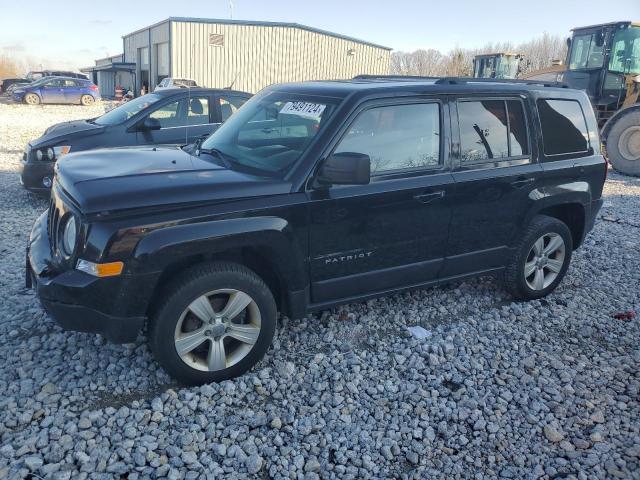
top-left (510, 177), bottom-right (535, 188)
top-left (413, 190), bottom-right (445, 204)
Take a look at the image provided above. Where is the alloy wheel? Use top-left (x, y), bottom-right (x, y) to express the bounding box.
top-left (524, 232), bottom-right (566, 291)
top-left (173, 289), bottom-right (261, 372)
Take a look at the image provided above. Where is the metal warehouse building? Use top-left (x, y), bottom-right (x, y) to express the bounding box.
top-left (120, 17), bottom-right (391, 95)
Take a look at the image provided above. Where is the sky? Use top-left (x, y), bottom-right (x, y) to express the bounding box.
top-left (0, 0), bottom-right (638, 71)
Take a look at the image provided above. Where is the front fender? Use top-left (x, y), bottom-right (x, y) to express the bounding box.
top-left (132, 216), bottom-right (307, 291)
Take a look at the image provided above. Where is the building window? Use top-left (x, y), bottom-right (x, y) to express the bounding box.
top-left (209, 34), bottom-right (224, 47)
top-left (156, 42), bottom-right (169, 84)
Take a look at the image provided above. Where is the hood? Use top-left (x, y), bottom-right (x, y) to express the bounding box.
top-left (31, 119), bottom-right (104, 148)
top-left (55, 146), bottom-right (291, 214)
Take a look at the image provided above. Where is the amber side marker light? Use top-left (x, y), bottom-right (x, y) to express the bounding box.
top-left (76, 259), bottom-right (124, 277)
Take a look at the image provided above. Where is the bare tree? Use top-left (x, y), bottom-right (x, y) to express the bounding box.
top-left (0, 54), bottom-right (20, 78)
top-left (390, 33), bottom-right (567, 77)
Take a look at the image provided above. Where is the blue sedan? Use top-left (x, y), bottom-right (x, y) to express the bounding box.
top-left (12, 76), bottom-right (100, 106)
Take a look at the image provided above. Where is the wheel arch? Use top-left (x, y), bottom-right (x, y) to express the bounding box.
top-left (526, 200), bottom-right (587, 249)
top-left (135, 217), bottom-right (308, 320)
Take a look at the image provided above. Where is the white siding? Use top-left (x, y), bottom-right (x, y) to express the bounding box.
top-left (170, 21), bottom-right (390, 93)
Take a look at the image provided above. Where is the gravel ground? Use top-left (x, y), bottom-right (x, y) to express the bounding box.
top-left (0, 104), bottom-right (639, 479)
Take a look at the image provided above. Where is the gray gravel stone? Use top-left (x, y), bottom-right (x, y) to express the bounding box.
top-left (0, 106), bottom-right (639, 479)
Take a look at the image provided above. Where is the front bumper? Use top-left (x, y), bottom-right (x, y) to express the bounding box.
top-left (27, 212), bottom-right (154, 343)
top-left (20, 159), bottom-right (55, 192)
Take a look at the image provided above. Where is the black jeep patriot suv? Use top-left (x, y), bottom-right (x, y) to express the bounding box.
top-left (27, 77), bottom-right (606, 385)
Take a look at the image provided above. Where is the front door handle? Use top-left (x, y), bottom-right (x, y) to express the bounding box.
top-left (510, 177), bottom-right (535, 188)
top-left (413, 190), bottom-right (445, 204)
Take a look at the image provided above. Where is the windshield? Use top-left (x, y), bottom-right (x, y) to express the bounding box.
top-left (200, 91), bottom-right (338, 175)
top-left (569, 32), bottom-right (605, 70)
top-left (496, 56), bottom-right (520, 78)
top-left (608, 25), bottom-right (640, 74)
top-left (94, 93), bottom-right (163, 126)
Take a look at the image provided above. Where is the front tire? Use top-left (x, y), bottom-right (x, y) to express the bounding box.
top-left (80, 94), bottom-right (95, 106)
top-left (149, 262), bottom-right (277, 385)
top-left (605, 110), bottom-right (640, 177)
top-left (24, 93), bottom-right (40, 105)
top-left (503, 215), bottom-right (573, 300)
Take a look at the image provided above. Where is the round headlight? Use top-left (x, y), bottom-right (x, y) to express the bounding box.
top-left (61, 215), bottom-right (77, 256)
top-left (36, 149), bottom-right (43, 161)
top-left (46, 148), bottom-right (55, 160)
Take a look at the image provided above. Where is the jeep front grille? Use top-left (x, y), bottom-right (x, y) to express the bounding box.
top-left (47, 196), bottom-right (61, 253)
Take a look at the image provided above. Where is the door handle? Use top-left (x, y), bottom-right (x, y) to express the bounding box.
top-left (413, 190), bottom-right (445, 204)
top-left (510, 177), bottom-right (535, 188)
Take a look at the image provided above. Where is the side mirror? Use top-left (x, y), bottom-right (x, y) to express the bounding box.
top-left (316, 152), bottom-right (370, 186)
top-left (140, 117), bottom-right (161, 131)
top-left (566, 37), bottom-right (572, 49)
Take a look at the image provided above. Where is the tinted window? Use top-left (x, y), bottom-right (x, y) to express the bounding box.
top-left (538, 99), bottom-right (589, 156)
top-left (335, 103), bottom-right (440, 174)
top-left (219, 95), bottom-right (248, 122)
top-left (459, 99), bottom-right (529, 164)
top-left (507, 100), bottom-right (529, 156)
top-left (187, 97), bottom-right (209, 125)
top-left (459, 100), bottom-right (509, 163)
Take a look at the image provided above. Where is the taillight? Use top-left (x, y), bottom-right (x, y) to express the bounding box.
top-left (89, 84), bottom-right (98, 91)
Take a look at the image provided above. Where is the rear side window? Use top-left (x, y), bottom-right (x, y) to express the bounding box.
top-left (458, 99), bottom-right (529, 164)
top-left (537, 99), bottom-right (590, 156)
top-left (334, 102), bottom-right (441, 174)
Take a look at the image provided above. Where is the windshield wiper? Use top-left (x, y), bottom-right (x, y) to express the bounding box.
top-left (199, 147), bottom-right (233, 168)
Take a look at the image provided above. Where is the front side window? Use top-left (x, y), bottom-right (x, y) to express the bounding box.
top-left (201, 92), bottom-right (338, 175)
top-left (43, 79), bottom-right (64, 88)
top-left (94, 93), bottom-right (163, 126)
top-left (459, 99), bottom-right (529, 164)
top-left (608, 26), bottom-right (640, 74)
top-left (538, 99), bottom-right (590, 156)
top-left (149, 99), bottom-right (184, 128)
top-left (334, 103), bottom-right (441, 174)
top-left (569, 33), bottom-right (605, 70)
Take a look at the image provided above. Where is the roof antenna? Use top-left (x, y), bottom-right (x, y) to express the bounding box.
top-left (186, 43), bottom-right (194, 146)
top-left (226, 73), bottom-right (239, 90)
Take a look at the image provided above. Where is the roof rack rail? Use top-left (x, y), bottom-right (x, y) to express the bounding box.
top-left (353, 74), bottom-right (567, 88)
top-left (434, 77), bottom-right (568, 88)
top-left (353, 74), bottom-right (441, 81)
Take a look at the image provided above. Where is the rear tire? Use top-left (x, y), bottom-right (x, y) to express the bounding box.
top-left (24, 93), bottom-right (40, 105)
top-left (503, 215), bottom-right (573, 300)
top-left (605, 110), bottom-right (640, 177)
top-left (80, 94), bottom-right (95, 106)
top-left (149, 262), bottom-right (277, 385)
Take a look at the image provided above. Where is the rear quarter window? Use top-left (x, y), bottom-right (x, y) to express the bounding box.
top-left (537, 99), bottom-right (590, 157)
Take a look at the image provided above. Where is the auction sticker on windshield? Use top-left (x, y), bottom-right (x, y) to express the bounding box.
top-left (280, 101), bottom-right (327, 119)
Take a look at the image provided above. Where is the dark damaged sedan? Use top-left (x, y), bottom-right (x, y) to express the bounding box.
top-left (20, 88), bottom-right (250, 192)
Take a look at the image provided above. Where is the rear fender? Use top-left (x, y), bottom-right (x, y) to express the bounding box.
top-left (132, 216), bottom-right (307, 291)
top-left (521, 186), bottom-right (591, 247)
